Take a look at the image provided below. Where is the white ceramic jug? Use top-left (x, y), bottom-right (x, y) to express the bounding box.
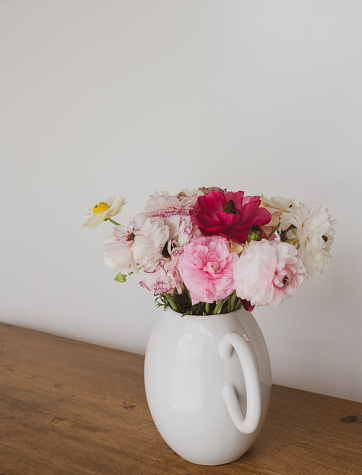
top-left (144, 307), bottom-right (272, 465)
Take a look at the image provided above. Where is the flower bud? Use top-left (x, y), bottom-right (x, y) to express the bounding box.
top-left (247, 225), bottom-right (262, 242)
top-left (223, 200), bottom-right (237, 214)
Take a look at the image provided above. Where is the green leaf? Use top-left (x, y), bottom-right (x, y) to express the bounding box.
top-left (155, 288), bottom-right (242, 316)
top-left (164, 293), bottom-right (178, 312)
top-left (114, 272), bottom-right (127, 283)
top-left (230, 291), bottom-right (237, 308)
top-left (214, 298), bottom-right (225, 314)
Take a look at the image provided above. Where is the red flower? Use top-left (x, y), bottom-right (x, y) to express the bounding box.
top-left (190, 190), bottom-right (271, 244)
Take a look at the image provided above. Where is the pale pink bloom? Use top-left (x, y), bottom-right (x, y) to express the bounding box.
top-left (140, 256), bottom-right (183, 296)
top-left (177, 188), bottom-right (203, 209)
top-left (191, 223), bottom-right (203, 238)
top-left (159, 210), bottom-right (193, 249)
top-left (280, 203), bottom-right (336, 278)
top-left (145, 192), bottom-right (180, 215)
top-left (234, 240), bottom-right (305, 306)
top-left (103, 213), bottom-right (169, 274)
top-left (145, 190), bottom-right (201, 216)
top-left (198, 186), bottom-right (226, 194)
top-left (177, 235), bottom-right (238, 305)
top-left (129, 213), bottom-right (169, 271)
top-left (103, 226), bottom-right (137, 274)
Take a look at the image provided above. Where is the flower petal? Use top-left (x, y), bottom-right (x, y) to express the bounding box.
top-left (216, 211), bottom-right (240, 227)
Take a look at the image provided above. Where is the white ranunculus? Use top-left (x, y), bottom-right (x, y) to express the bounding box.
top-left (280, 203), bottom-right (336, 278)
top-left (260, 195), bottom-right (300, 238)
top-left (103, 213), bottom-right (169, 275)
top-left (130, 213), bottom-right (169, 271)
top-left (103, 226), bottom-right (137, 274)
top-left (83, 196), bottom-right (126, 229)
top-left (178, 188), bottom-right (203, 197)
top-left (160, 211), bottom-right (193, 249)
top-left (260, 195), bottom-right (300, 213)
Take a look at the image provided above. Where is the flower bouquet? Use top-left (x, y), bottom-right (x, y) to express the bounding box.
top-left (83, 187), bottom-right (335, 314)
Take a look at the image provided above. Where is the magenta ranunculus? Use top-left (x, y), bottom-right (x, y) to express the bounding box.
top-left (177, 235), bottom-right (238, 305)
top-left (190, 190), bottom-right (271, 244)
top-left (233, 240), bottom-right (305, 306)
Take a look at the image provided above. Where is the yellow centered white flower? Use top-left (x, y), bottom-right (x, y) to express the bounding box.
top-left (93, 202), bottom-right (109, 214)
top-left (82, 196), bottom-right (126, 229)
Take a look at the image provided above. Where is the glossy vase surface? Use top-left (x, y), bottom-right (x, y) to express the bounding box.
top-left (144, 307), bottom-right (272, 465)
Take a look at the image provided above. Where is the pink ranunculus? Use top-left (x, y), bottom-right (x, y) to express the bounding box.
top-left (190, 190), bottom-right (271, 244)
top-left (177, 235), bottom-right (238, 305)
top-left (233, 240), bottom-right (305, 306)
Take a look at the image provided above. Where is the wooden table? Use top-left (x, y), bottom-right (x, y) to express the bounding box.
top-left (0, 322), bottom-right (361, 474)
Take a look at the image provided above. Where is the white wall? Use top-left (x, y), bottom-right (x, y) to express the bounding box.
top-left (1, 0), bottom-right (361, 402)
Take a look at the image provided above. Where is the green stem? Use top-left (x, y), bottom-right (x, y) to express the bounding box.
top-left (214, 299), bottom-right (225, 315)
top-left (280, 224), bottom-right (297, 242)
top-left (185, 287), bottom-right (192, 304)
top-left (106, 218), bottom-right (120, 226)
top-left (284, 238), bottom-right (298, 244)
top-left (205, 302), bottom-right (210, 314)
top-left (267, 223), bottom-right (281, 240)
top-left (164, 293), bottom-right (178, 312)
top-left (230, 291), bottom-right (237, 310)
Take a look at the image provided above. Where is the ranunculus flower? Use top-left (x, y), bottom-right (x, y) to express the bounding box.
top-left (145, 190), bottom-right (202, 216)
top-left (259, 195), bottom-right (300, 238)
top-left (198, 186), bottom-right (227, 194)
top-left (177, 235), bottom-right (238, 305)
top-left (260, 195), bottom-right (300, 213)
top-left (83, 196), bottom-right (126, 229)
top-left (140, 256), bottom-right (183, 296)
top-left (280, 203), bottom-right (336, 278)
top-left (234, 240), bottom-right (305, 306)
top-left (159, 210), bottom-right (193, 249)
top-left (190, 190), bottom-right (271, 244)
top-left (128, 213), bottom-right (169, 271)
top-left (103, 226), bottom-right (138, 274)
top-left (103, 212), bottom-right (169, 274)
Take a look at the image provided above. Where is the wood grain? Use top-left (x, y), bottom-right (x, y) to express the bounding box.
top-left (0, 322), bottom-right (361, 474)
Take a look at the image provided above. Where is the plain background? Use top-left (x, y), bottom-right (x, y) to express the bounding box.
top-left (1, 0), bottom-right (361, 402)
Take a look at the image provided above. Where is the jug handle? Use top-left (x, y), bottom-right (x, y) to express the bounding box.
top-left (219, 331), bottom-right (261, 434)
